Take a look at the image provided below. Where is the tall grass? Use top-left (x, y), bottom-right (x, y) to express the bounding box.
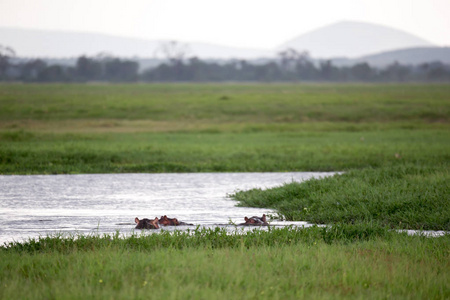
top-left (1, 228), bottom-right (448, 300)
top-left (1, 225), bottom-right (393, 253)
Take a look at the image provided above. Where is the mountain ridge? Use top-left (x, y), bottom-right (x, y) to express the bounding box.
top-left (278, 21), bottom-right (434, 58)
top-left (330, 47), bottom-right (450, 67)
top-left (0, 21), bottom-right (442, 61)
top-left (0, 27), bottom-right (272, 59)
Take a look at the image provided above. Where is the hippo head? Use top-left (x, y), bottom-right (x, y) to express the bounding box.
top-left (135, 217), bottom-right (160, 229)
top-left (244, 214), bottom-right (268, 225)
top-left (159, 215), bottom-right (180, 226)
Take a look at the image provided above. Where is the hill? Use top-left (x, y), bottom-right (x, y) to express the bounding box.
top-left (332, 47), bottom-right (450, 67)
top-left (0, 27), bottom-right (272, 59)
top-left (0, 22), bottom-right (444, 63)
top-left (355, 47), bottom-right (450, 67)
top-left (278, 21), bottom-right (434, 58)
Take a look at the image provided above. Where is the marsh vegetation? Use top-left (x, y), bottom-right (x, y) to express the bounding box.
top-left (0, 83), bottom-right (448, 299)
top-left (1, 227), bottom-right (449, 299)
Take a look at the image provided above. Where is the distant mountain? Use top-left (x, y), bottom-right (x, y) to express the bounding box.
top-left (0, 27), bottom-right (273, 59)
top-left (332, 47), bottom-right (450, 67)
top-left (277, 21), bottom-right (435, 58)
top-left (0, 22), bottom-right (443, 62)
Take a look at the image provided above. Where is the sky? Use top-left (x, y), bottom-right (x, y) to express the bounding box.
top-left (0, 0), bottom-right (449, 49)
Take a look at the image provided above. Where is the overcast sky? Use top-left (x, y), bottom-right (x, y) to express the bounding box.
top-left (0, 0), bottom-right (449, 49)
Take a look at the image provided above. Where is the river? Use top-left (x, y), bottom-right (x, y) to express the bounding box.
top-left (0, 172), bottom-right (337, 244)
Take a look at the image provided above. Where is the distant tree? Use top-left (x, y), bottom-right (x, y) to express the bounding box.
top-left (37, 65), bottom-right (68, 82)
top-left (294, 52), bottom-right (317, 80)
top-left (0, 45), bottom-right (16, 79)
top-left (380, 62), bottom-right (410, 82)
top-left (186, 57), bottom-right (205, 81)
top-left (254, 62), bottom-right (282, 81)
top-left (155, 41), bottom-right (190, 65)
top-left (277, 49), bottom-right (316, 80)
top-left (20, 59), bottom-right (47, 81)
top-left (75, 56), bottom-right (102, 81)
top-left (350, 62), bottom-right (375, 81)
top-left (140, 53), bottom-right (450, 83)
top-left (422, 62), bottom-right (450, 81)
top-left (319, 60), bottom-right (340, 81)
top-left (278, 48), bottom-right (301, 72)
top-left (104, 58), bottom-right (138, 82)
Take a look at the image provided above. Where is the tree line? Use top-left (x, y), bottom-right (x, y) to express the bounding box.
top-left (1, 45), bottom-right (449, 82)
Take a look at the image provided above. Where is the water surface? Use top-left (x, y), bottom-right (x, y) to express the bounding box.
top-left (0, 172), bottom-right (336, 244)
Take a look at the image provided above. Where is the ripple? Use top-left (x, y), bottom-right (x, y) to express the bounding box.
top-left (0, 172), bottom-right (337, 244)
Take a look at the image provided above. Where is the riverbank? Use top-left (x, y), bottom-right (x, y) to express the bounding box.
top-left (231, 163), bottom-right (449, 230)
top-left (1, 227), bottom-right (448, 299)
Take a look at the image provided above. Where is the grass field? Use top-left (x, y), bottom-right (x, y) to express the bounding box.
top-left (1, 83), bottom-right (449, 127)
top-left (1, 227), bottom-right (449, 299)
top-left (1, 83), bottom-right (448, 174)
top-left (0, 83), bottom-right (449, 299)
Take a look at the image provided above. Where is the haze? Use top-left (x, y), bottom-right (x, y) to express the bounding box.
top-left (1, 0), bottom-right (449, 49)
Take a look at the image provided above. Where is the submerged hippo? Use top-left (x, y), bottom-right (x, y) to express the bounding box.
top-left (159, 215), bottom-right (193, 226)
top-left (135, 217), bottom-right (160, 229)
top-left (240, 214), bottom-right (269, 226)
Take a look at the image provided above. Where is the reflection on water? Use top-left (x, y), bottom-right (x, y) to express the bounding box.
top-left (0, 172), bottom-right (336, 244)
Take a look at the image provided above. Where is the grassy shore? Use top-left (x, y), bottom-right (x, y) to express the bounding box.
top-left (0, 83), bottom-right (449, 299)
top-left (231, 163), bottom-right (449, 230)
top-left (1, 227), bottom-right (449, 299)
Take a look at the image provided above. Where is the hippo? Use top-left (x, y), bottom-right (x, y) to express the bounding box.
top-left (240, 214), bottom-right (269, 226)
top-left (135, 217), bottom-right (160, 229)
top-left (159, 215), bottom-right (193, 226)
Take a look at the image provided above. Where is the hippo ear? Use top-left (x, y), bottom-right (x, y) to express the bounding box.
top-left (135, 217), bottom-right (140, 224)
top-left (152, 218), bottom-right (160, 229)
top-left (261, 214), bottom-right (266, 222)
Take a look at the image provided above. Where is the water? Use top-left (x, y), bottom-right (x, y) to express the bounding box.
top-left (0, 172), bottom-right (336, 244)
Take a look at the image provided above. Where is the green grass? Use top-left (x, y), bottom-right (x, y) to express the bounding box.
top-left (0, 83), bottom-right (448, 226)
top-left (1, 83), bottom-right (449, 124)
top-left (231, 164), bottom-right (450, 230)
top-left (0, 129), bottom-right (448, 174)
top-left (1, 83), bottom-right (448, 174)
top-left (1, 83), bottom-right (449, 299)
top-left (0, 83), bottom-right (448, 228)
top-left (1, 228), bottom-right (449, 300)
